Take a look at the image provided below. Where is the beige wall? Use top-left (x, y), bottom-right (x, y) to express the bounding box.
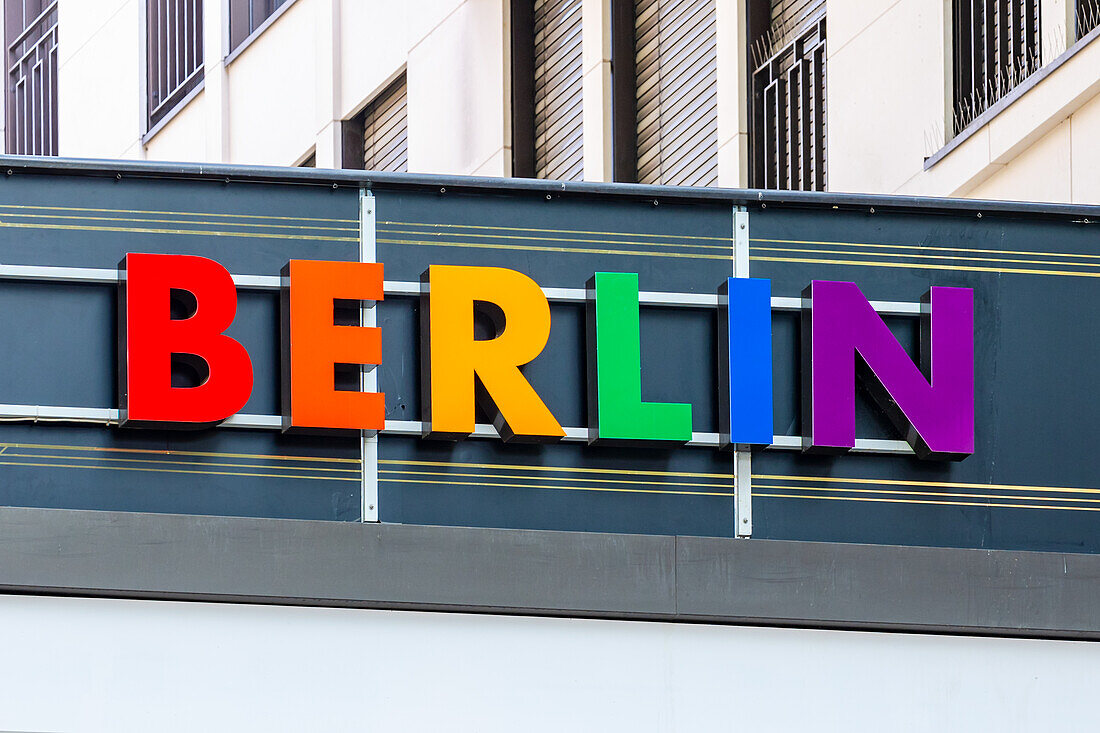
top-left (57, 0), bottom-right (144, 159)
top-left (51, 0), bottom-right (1100, 204)
top-left (825, 0), bottom-right (950, 194)
top-left (967, 91), bottom-right (1100, 203)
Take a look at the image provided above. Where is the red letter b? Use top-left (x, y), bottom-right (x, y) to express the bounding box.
top-left (120, 253), bottom-right (254, 427)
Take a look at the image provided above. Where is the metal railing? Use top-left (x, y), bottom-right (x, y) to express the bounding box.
top-left (951, 0), bottom-right (1040, 134)
top-left (1079, 0), bottom-right (1100, 37)
top-left (229, 0), bottom-right (288, 50)
top-left (751, 14), bottom-right (827, 191)
top-left (6, 0), bottom-right (58, 155)
top-left (146, 0), bottom-right (204, 130)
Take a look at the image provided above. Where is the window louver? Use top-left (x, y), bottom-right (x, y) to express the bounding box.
top-left (634, 0), bottom-right (718, 187)
top-left (534, 0), bottom-right (584, 180)
top-left (362, 76), bottom-right (408, 173)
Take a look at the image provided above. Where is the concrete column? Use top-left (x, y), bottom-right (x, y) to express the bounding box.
top-left (406, 0), bottom-right (509, 176)
top-left (716, 0), bottom-right (749, 187)
top-left (582, 0), bottom-right (613, 182)
top-left (314, 0), bottom-right (342, 168)
top-left (203, 0), bottom-right (230, 162)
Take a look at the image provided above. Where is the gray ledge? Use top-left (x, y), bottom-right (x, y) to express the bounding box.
top-left (2, 506), bottom-right (1100, 640)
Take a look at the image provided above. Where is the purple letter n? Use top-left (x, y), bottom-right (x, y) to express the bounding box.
top-left (802, 281), bottom-right (974, 461)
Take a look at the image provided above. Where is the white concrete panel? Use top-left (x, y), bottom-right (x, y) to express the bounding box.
top-left (1070, 92), bottom-right (1100, 203)
top-left (338, 0), bottom-right (408, 118)
top-left (57, 0), bottom-right (143, 158)
top-left (0, 594), bottom-right (1097, 732)
top-left (225, 0), bottom-right (318, 165)
top-left (406, 0), bottom-right (507, 175)
top-left (57, 0), bottom-right (132, 68)
top-left (827, 0), bottom-right (947, 194)
top-left (144, 91), bottom-right (207, 162)
top-left (827, 0), bottom-right (913, 56)
top-left (969, 118), bottom-right (1072, 203)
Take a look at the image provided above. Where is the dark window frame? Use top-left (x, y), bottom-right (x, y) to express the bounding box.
top-left (5, 0), bottom-right (59, 155)
top-left (145, 0), bottom-right (204, 132)
top-left (228, 0), bottom-right (291, 54)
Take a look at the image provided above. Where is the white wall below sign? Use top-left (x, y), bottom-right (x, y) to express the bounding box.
top-left (0, 594), bottom-right (1095, 732)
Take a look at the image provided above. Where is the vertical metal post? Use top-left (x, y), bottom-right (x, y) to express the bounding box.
top-left (360, 189), bottom-right (379, 522)
top-left (733, 207), bottom-right (752, 538)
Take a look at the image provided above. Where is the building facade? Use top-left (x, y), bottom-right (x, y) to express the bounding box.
top-left (5, 0), bottom-right (1099, 201)
top-left (2, 3), bottom-right (1100, 731)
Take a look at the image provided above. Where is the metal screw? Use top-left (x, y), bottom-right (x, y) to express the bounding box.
top-left (116, 173), bottom-right (122, 180)
top-left (5, 170), bottom-right (11, 176)
top-left (652, 199), bottom-right (659, 206)
top-left (977, 212), bottom-right (983, 218)
top-left (369, 504), bottom-right (375, 510)
top-left (740, 223), bottom-right (746, 230)
top-left (546, 194), bottom-right (552, 200)
top-left (742, 518), bottom-right (749, 523)
top-left (440, 187), bottom-right (446, 193)
top-left (332, 182), bottom-right (338, 189)
top-left (761, 203), bottom-right (767, 209)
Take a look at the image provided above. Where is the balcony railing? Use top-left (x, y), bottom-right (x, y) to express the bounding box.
top-left (751, 13), bottom-right (827, 191)
top-left (951, 0), bottom-right (1040, 134)
top-left (146, 0), bottom-right (203, 130)
top-left (1079, 0), bottom-right (1100, 37)
top-left (229, 0), bottom-right (289, 51)
top-left (6, 0), bottom-right (58, 155)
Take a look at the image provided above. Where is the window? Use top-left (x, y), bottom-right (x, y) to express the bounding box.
top-left (510, 0), bottom-right (584, 180)
top-left (146, 0), bottom-right (204, 130)
top-left (605, 0), bottom-right (719, 185)
top-left (951, 0), bottom-right (1039, 134)
top-left (632, 0), bottom-right (718, 186)
top-left (749, 3), bottom-right (826, 191)
top-left (342, 76), bottom-right (408, 173)
top-left (229, 0), bottom-right (289, 52)
top-left (1079, 0), bottom-right (1100, 38)
top-left (5, 0), bottom-right (58, 155)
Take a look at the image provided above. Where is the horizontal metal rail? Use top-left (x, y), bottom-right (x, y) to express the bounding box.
top-left (0, 265), bottom-right (922, 314)
top-left (0, 406), bottom-right (912, 454)
top-left (0, 263), bottom-right (917, 454)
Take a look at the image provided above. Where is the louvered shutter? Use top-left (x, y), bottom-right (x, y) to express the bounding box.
top-left (634, 0), bottom-right (718, 187)
top-left (363, 76), bottom-right (408, 173)
top-left (534, 0), bottom-right (584, 180)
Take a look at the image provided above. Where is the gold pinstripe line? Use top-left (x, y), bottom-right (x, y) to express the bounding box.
top-left (380, 468), bottom-right (729, 489)
top-left (379, 238), bottom-right (1097, 275)
top-left (4, 451), bottom-right (360, 473)
top-left (381, 469), bottom-right (1092, 508)
top-left (382, 476), bottom-right (733, 497)
top-left (756, 491), bottom-right (1100, 512)
top-left (379, 220), bottom-right (731, 242)
top-left (749, 254), bottom-right (1100, 278)
top-left (753, 237), bottom-right (1100, 262)
top-left (754, 244), bottom-right (1100, 270)
top-left (0, 458), bottom-right (357, 481)
top-left (0, 441), bottom-right (359, 463)
top-left (753, 473), bottom-right (1099, 496)
top-left (378, 227), bottom-right (731, 251)
top-left (752, 483), bottom-right (1100, 506)
top-left (0, 203), bottom-right (357, 224)
top-left (0, 211), bottom-right (357, 232)
top-left (379, 458), bottom-right (730, 479)
top-left (0, 220), bottom-right (357, 242)
top-left (377, 237), bottom-right (733, 260)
